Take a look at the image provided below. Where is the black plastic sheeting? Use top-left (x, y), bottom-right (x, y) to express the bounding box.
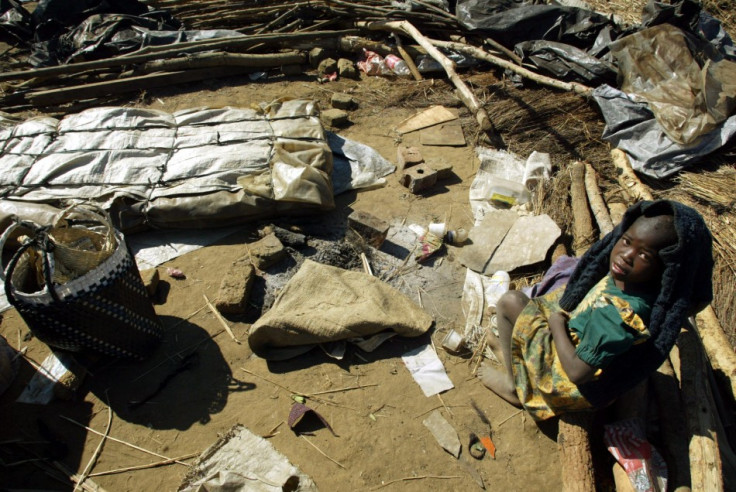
top-left (455, 0), bottom-right (626, 84)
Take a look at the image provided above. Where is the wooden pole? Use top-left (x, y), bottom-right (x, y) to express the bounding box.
top-left (678, 328), bottom-right (724, 491)
top-left (429, 39), bottom-right (593, 96)
top-left (650, 357), bottom-right (692, 491)
top-left (610, 149), bottom-right (654, 202)
top-left (695, 306), bottom-right (736, 403)
top-left (558, 412), bottom-right (596, 491)
top-left (569, 161), bottom-right (596, 255)
top-left (583, 162), bottom-right (614, 238)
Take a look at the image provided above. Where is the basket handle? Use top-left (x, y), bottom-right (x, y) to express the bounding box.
top-left (54, 203), bottom-right (115, 243)
top-left (0, 218), bottom-right (60, 303)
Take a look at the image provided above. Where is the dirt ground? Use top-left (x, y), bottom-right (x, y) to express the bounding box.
top-left (0, 71), bottom-right (606, 491)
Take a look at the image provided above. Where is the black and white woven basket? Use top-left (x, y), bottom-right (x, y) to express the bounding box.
top-left (1, 217), bottom-right (163, 360)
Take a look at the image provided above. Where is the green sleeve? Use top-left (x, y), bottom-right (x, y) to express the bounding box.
top-left (569, 304), bottom-right (639, 369)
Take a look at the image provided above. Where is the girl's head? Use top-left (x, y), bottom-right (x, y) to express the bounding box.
top-left (609, 212), bottom-right (677, 288)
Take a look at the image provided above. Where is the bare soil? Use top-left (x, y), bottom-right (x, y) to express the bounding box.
top-left (0, 71), bottom-right (594, 491)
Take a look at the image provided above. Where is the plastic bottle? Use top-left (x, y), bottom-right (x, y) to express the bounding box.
top-left (485, 270), bottom-right (511, 310)
top-left (384, 54), bottom-right (412, 77)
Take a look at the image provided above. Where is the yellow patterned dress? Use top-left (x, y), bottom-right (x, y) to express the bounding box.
top-left (510, 275), bottom-right (653, 421)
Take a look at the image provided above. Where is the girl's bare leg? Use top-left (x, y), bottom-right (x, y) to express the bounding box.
top-left (479, 290), bottom-right (529, 406)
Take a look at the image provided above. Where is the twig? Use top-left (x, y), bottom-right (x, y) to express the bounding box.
top-left (300, 435), bottom-right (345, 469)
top-left (240, 368), bottom-right (358, 410)
top-left (262, 421), bottom-right (284, 439)
top-left (308, 384), bottom-right (379, 396)
top-left (60, 416), bottom-right (191, 466)
top-left (361, 252), bottom-right (373, 276)
top-left (74, 399), bottom-right (113, 491)
top-left (413, 404), bottom-right (467, 419)
top-left (437, 393), bottom-right (453, 417)
top-left (496, 409), bottom-right (523, 428)
top-left (88, 453), bottom-right (199, 477)
top-left (203, 294), bottom-right (241, 344)
top-left (371, 475), bottom-right (462, 490)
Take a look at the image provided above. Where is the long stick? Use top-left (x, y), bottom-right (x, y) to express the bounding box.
top-left (371, 475), bottom-right (462, 490)
top-left (203, 294), bottom-right (241, 344)
top-left (60, 416), bottom-right (191, 466)
top-left (300, 435), bottom-right (345, 469)
top-left (88, 453), bottom-right (199, 477)
top-left (610, 149), bottom-right (654, 202)
top-left (74, 402), bottom-right (113, 491)
top-left (430, 39), bottom-right (593, 96)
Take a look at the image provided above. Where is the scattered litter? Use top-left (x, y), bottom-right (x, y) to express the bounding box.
top-left (179, 424), bottom-right (317, 492)
top-left (288, 402), bottom-right (338, 437)
top-left (605, 418), bottom-right (668, 492)
top-left (445, 228), bottom-right (468, 245)
top-left (401, 343), bottom-right (454, 397)
top-left (167, 267), bottom-right (186, 279)
top-left (415, 231), bottom-right (444, 263)
top-left (422, 410), bottom-right (461, 458)
top-left (441, 330), bottom-right (465, 353)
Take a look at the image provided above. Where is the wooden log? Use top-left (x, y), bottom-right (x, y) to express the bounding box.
top-left (0, 29), bottom-right (358, 83)
top-left (25, 66), bottom-right (253, 108)
top-left (357, 20), bottom-right (501, 144)
top-left (583, 162), bottom-right (614, 238)
top-left (610, 149), bottom-right (654, 202)
top-left (569, 161), bottom-right (596, 256)
top-left (678, 328), bottom-right (724, 491)
top-left (695, 306), bottom-right (736, 403)
top-left (139, 51), bottom-right (306, 74)
top-left (650, 357), bottom-right (692, 491)
top-left (558, 411), bottom-right (596, 492)
top-left (606, 200), bottom-right (628, 227)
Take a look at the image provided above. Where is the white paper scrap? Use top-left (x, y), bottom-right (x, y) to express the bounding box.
top-left (401, 343), bottom-right (454, 397)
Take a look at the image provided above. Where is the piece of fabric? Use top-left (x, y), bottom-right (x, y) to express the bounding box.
top-left (247, 260), bottom-right (433, 360)
top-left (568, 275), bottom-right (653, 369)
top-left (511, 286), bottom-right (592, 421)
top-left (558, 200), bottom-right (713, 408)
top-left (524, 254), bottom-right (579, 298)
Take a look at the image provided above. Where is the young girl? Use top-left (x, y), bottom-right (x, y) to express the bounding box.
top-left (480, 200), bottom-right (713, 420)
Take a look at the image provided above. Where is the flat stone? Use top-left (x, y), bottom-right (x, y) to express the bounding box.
top-left (139, 267), bottom-right (160, 298)
top-left (347, 210), bottom-right (390, 247)
top-left (486, 214), bottom-right (561, 273)
top-left (420, 121), bottom-right (466, 146)
top-left (337, 58), bottom-right (358, 79)
top-left (320, 108), bottom-right (350, 128)
top-left (317, 57), bottom-right (337, 75)
top-left (423, 410), bottom-right (461, 458)
top-left (215, 262), bottom-right (255, 315)
top-left (398, 163), bottom-right (437, 193)
top-left (459, 210), bottom-right (518, 274)
top-left (331, 93), bottom-right (357, 110)
top-left (396, 145), bottom-right (423, 171)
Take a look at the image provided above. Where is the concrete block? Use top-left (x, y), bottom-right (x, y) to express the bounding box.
top-left (309, 47), bottom-right (329, 68)
top-left (398, 163), bottom-right (438, 193)
top-left (321, 109), bottom-right (350, 128)
top-left (348, 210), bottom-right (390, 247)
top-left (139, 267), bottom-right (160, 298)
top-left (337, 58), bottom-right (359, 79)
top-left (215, 262), bottom-right (255, 314)
top-left (331, 93), bottom-right (357, 110)
top-left (396, 145), bottom-right (423, 171)
top-left (426, 158), bottom-right (454, 180)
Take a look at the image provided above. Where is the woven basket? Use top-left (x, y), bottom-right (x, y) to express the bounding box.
top-left (1, 208), bottom-right (163, 360)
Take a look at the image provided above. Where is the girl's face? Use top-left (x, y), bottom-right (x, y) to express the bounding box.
top-left (609, 215), bottom-right (675, 288)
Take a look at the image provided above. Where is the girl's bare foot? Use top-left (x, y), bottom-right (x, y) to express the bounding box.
top-left (478, 364), bottom-right (521, 407)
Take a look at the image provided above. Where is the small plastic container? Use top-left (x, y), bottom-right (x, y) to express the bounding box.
top-left (442, 330), bottom-right (465, 352)
top-left (445, 228), bottom-right (468, 245)
top-left (487, 176), bottom-right (530, 209)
